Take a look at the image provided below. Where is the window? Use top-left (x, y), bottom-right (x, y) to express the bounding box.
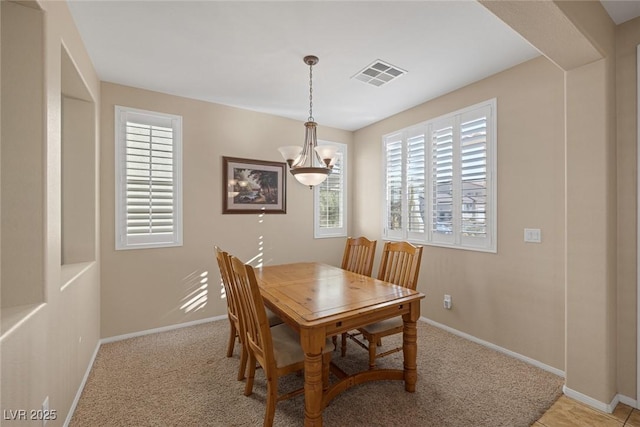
top-left (115, 106), bottom-right (183, 250)
top-left (382, 99), bottom-right (496, 252)
top-left (314, 141), bottom-right (347, 238)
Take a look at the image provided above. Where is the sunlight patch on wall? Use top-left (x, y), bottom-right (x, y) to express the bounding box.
top-left (180, 270), bottom-right (208, 313)
top-left (219, 276), bottom-right (227, 301)
top-left (242, 212), bottom-right (267, 267)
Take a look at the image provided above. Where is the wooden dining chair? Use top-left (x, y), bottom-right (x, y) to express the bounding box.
top-left (344, 241), bottom-right (423, 368)
top-left (338, 236), bottom-right (377, 353)
top-left (215, 246), bottom-right (282, 381)
top-left (341, 236), bottom-right (377, 277)
top-left (215, 246), bottom-right (248, 381)
top-left (228, 255), bottom-right (334, 427)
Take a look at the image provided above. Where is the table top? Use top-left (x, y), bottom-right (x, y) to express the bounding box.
top-left (254, 262), bottom-right (424, 327)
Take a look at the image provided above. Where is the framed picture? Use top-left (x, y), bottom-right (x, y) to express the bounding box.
top-left (222, 156), bottom-right (287, 214)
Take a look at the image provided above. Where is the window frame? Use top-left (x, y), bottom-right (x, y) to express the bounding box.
top-left (382, 99), bottom-right (497, 253)
top-left (115, 105), bottom-right (183, 250)
top-left (314, 141), bottom-right (347, 238)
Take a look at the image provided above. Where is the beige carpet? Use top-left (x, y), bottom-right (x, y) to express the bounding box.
top-left (70, 320), bottom-right (563, 427)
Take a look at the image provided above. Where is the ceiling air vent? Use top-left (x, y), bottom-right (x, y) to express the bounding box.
top-left (352, 60), bottom-right (407, 87)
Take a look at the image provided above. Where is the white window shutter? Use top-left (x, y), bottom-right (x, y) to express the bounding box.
top-left (406, 126), bottom-right (426, 240)
top-left (382, 99), bottom-right (496, 252)
top-left (115, 106), bottom-right (183, 250)
top-left (431, 118), bottom-right (455, 245)
top-left (314, 141), bottom-right (347, 238)
top-left (383, 133), bottom-right (404, 240)
top-left (459, 104), bottom-right (494, 249)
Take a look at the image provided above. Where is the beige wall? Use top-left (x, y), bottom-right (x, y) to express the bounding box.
top-left (1, 0), bottom-right (44, 308)
top-left (552, 0), bottom-right (618, 407)
top-left (1, 0), bottom-right (101, 426)
top-left (564, 56), bottom-right (617, 404)
top-left (3, 0), bottom-right (640, 421)
top-left (355, 0), bottom-right (629, 408)
top-left (353, 56), bottom-right (566, 370)
top-left (99, 0), bottom-right (639, 409)
top-left (479, 0), bottom-right (620, 407)
top-left (616, 14), bottom-right (640, 402)
top-left (99, 83), bottom-right (353, 338)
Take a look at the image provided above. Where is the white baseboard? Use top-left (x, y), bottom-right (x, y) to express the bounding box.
top-left (420, 317), bottom-right (566, 378)
top-left (63, 340), bottom-right (101, 427)
top-left (617, 393), bottom-right (638, 409)
top-left (562, 388), bottom-right (638, 413)
top-left (562, 385), bottom-right (617, 413)
top-left (101, 315), bottom-right (225, 344)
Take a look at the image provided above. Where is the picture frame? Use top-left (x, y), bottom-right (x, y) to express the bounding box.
top-left (222, 156), bottom-right (287, 214)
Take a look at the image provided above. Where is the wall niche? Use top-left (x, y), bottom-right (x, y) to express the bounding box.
top-left (1, 0), bottom-right (45, 316)
top-left (61, 46), bottom-right (96, 270)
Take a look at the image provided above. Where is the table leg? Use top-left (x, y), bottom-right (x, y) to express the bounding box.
top-left (301, 329), bottom-right (325, 427)
top-left (402, 303), bottom-right (419, 392)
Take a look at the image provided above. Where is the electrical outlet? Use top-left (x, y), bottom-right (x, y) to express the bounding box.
top-left (444, 294), bottom-right (452, 310)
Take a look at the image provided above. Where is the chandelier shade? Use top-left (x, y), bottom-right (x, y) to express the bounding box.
top-left (278, 55), bottom-right (337, 188)
top-left (278, 146), bottom-right (303, 167)
top-left (290, 168), bottom-right (331, 187)
top-left (315, 145), bottom-right (338, 166)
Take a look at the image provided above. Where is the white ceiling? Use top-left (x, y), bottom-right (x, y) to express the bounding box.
top-left (601, 0), bottom-right (640, 25)
top-left (67, 1), bottom-right (639, 132)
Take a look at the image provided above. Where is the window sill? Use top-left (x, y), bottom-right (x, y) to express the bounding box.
top-left (385, 237), bottom-right (497, 254)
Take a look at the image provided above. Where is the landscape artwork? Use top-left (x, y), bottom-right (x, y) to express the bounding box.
top-left (222, 156), bottom-right (286, 214)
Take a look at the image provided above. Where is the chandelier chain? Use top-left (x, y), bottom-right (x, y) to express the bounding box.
top-left (308, 60), bottom-right (314, 122)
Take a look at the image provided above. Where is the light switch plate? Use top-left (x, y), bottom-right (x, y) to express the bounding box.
top-left (524, 228), bottom-right (541, 243)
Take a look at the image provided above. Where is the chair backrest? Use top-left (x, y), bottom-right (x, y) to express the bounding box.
top-left (377, 241), bottom-right (423, 290)
top-left (341, 236), bottom-right (377, 277)
top-left (215, 246), bottom-right (239, 320)
top-left (228, 255), bottom-right (274, 369)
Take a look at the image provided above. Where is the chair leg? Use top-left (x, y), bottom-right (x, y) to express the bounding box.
top-left (237, 343), bottom-right (248, 381)
top-left (226, 321), bottom-right (237, 357)
top-left (341, 333), bottom-right (348, 357)
top-left (264, 376), bottom-right (278, 427)
top-left (244, 354), bottom-right (256, 396)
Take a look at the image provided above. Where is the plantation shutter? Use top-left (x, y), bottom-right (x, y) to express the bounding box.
top-left (460, 110), bottom-right (487, 236)
top-left (406, 128), bottom-right (426, 239)
top-left (431, 118), bottom-right (455, 244)
top-left (314, 141), bottom-right (347, 238)
top-left (116, 106), bottom-right (183, 249)
top-left (459, 105), bottom-right (492, 248)
top-left (381, 99), bottom-right (496, 252)
top-left (384, 133), bottom-right (403, 239)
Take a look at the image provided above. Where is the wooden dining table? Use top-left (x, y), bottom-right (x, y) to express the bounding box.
top-left (254, 262), bottom-right (425, 427)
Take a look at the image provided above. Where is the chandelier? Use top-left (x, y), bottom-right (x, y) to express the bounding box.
top-left (279, 55), bottom-right (337, 188)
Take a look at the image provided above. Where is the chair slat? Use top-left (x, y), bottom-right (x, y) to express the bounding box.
top-left (341, 236), bottom-right (377, 277)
